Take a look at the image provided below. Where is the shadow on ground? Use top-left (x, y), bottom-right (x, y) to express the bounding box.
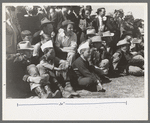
top-left (6, 75), bottom-right (144, 99)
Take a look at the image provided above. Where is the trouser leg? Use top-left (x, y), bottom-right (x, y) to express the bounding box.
top-left (34, 86), bottom-right (47, 98)
top-left (78, 77), bottom-right (97, 91)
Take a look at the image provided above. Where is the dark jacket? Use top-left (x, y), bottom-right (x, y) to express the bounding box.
top-left (51, 11), bottom-right (65, 31)
top-left (112, 49), bottom-right (133, 70)
top-left (72, 56), bottom-right (97, 82)
top-left (93, 16), bottom-right (119, 33)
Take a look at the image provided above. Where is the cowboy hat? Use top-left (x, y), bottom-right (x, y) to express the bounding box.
top-left (117, 39), bottom-right (130, 46)
top-left (40, 17), bottom-right (54, 28)
top-left (91, 36), bottom-right (103, 43)
top-left (102, 31), bottom-right (114, 37)
top-left (62, 20), bottom-right (74, 27)
top-left (131, 38), bottom-right (142, 44)
top-left (41, 40), bottom-right (53, 52)
top-left (17, 41), bottom-right (34, 51)
top-left (86, 28), bottom-right (96, 37)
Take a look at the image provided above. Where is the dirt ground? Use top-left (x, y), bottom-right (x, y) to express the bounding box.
top-left (77, 75), bottom-right (144, 98)
top-left (6, 75), bottom-right (144, 99)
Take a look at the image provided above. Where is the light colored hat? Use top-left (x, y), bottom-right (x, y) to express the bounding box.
top-left (102, 31), bottom-right (114, 37)
top-left (131, 38), bottom-right (142, 44)
top-left (139, 28), bottom-right (144, 36)
top-left (17, 41), bottom-right (34, 50)
top-left (117, 39), bottom-right (130, 46)
top-left (78, 41), bottom-right (90, 54)
top-left (62, 20), bottom-right (74, 27)
top-left (41, 40), bottom-right (53, 52)
top-left (86, 28), bottom-right (96, 36)
top-left (91, 36), bottom-right (103, 43)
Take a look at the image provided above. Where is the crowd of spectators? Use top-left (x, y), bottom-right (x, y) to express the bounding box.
top-left (6, 5), bottom-right (144, 98)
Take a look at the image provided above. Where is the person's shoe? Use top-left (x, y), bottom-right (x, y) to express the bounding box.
top-left (97, 83), bottom-right (106, 92)
top-left (52, 90), bottom-right (62, 98)
top-left (101, 76), bottom-right (111, 83)
top-left (98, 88), bottom-right (106, 92)
top-left (62, 90), bottom-right (72, 98)
top-left (47, 92), bottom-right (53, 98)
top-left (64, 82), bottom-right (74, 92)
top-left (64, 82), bottom-right (80, 98)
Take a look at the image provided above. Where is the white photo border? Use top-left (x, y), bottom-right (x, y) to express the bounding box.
top-left (2, 2), bottom-right (148, 120)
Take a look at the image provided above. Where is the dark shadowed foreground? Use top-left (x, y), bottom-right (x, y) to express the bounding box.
top-left (6, 75), bottom-right (144, 99)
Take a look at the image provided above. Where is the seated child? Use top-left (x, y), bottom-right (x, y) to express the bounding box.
top-left (23, 41), bottom-right (68, 98)
top-left (72, 41), bottom-right (106, 92)
top-left (21, 30), bottom-right (33, 43)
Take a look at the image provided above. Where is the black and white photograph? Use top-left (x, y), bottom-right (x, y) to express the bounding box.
top-left (2, 2), bottom-right (148, 120)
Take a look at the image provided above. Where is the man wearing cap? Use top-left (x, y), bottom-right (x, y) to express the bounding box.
top-left (55, 20), bottom-right (77, 65)
top-left (112, 39), bottom-right (144, 76)
top-left (6, 40), bottom-right (35, 98)
top-left (72, 41), bottom-right (105, 92)
top-left (32, 17), bottom-right (55, 45)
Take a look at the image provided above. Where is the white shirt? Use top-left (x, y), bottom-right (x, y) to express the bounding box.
top-left (98, 16), bottom-right (105, 31)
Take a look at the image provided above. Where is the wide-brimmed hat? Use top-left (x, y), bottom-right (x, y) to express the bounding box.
top-left (86, 28), bottom-right (96, 36)
top-left (41, 40), bottom-right (53, 52)
top-left (102, 31), bottom-right (114, 37)
top-left (40, 17), bottom-right (54, 28)
top-left (96, 7), bottom-right (105, 14)
top-left (91, 36), bottom-right (103, 43)
top-left (85, 5), bottom-right (92, 11)
top-left (131, 38), bottom-right (142, 44)
top-left (17, 41), bottom-right (34, 51)
top-left (62, 20), bottom-right (74, 27)
top-left (117, 39), bottom-right (130, 46)
top-left (139, 27), bottom-right (144, 36)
